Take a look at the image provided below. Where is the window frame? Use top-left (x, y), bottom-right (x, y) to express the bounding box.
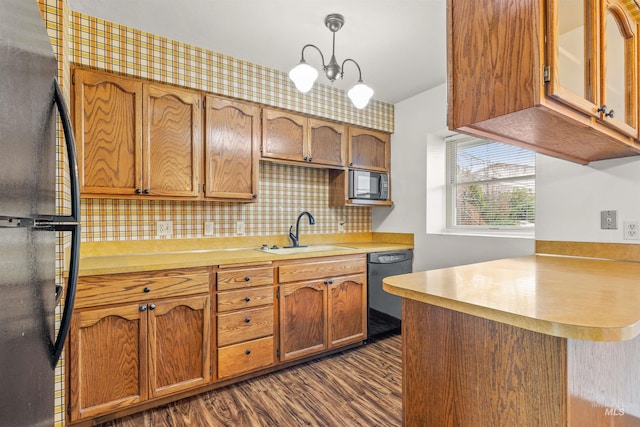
top-left (445, 134), bottom-right (536, 236)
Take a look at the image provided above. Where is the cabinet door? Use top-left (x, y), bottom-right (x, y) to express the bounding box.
top-left (327, 274), bottom-right (367, 348)
top-left (547, 0), bottom-right (599, 116)
top-left (348, 127), bottom-right (390, 172)
top-left (262, 108), bottom-right (307, 162)
top-left (68, 304), bottom-right (147, 421)
top-left (204, 96), bottom-right (260, 200)
top-left (148, 295), bottom-right (211, 398)
top-left (600, 0), bottom-right (638, 138)
top-left (279, 281), bottom-right (327, 361)
top-left (73, 68), bottom-right (143, 196)
top-left (308, 118), bottom-right (346, 167)
top-left (143, 84), bottom-right (201, 197)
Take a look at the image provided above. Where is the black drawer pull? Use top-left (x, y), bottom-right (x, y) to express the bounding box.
top-left (245, 349), bottom-right (251, 355)
top-left (245, 296), bottom-right (251, 302)
top-left (143, 287), bottom-right (151, 293)
top-left (245, 317), bottom-right (251, 323)
top-left (244, 276), bottom-right (251, 282)
top-left (140, 304), bottom-right (147, 312)
top-left (149, 303), bottom-right (156, 310)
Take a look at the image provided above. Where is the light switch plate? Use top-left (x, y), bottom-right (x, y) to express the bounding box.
top-left (204, 221), bottom-right (215, 236)
top-left (600, 210), bottom-right (617, 230)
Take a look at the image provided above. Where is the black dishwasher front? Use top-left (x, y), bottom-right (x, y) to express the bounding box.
top-left (367, 249), bottom-right (413, 340)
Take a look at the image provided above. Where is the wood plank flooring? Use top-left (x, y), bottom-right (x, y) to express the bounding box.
top-left (98, 334), bottom-right (402, 427)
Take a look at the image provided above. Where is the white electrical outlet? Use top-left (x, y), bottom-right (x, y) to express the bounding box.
top-left (236, 221), bottom-right (245, 236)
top-left (204, 221), bottom-right (215, 236)
top-left (624, 220), bottom-right (640, 240)
top-left (338, 221), bottom-right (345, 233)
top-left (156, 220), bottom-right (172, 237)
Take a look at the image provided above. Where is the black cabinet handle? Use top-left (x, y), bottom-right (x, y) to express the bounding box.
top-left (245, 349), bottom-right (251, 355)
top-left (135, 188), bottom-right (142, 194)
top-left (329, 279), bottom-right (334, 285)
top-left (324, 280), bottom-right (328, 285)
top-left (303, 156), bottom-right (308, 161)
top-left (149, 303), bottom-right (156, 310)
top-left (143, 287), bottom-right (151, 293)
top-left (140, 305), bottom-right (147, 312)
top-left (252, 194), bottom-right (257, 199)
top-left (245, 296), bottom-right (251, 302)
top-left (308, 157), bottom-right (313, 162)
top-left (597, 105), bottom-right (615, 118)
top-left (143, 189), bottom-right (150, 195)
top-left (244, 276), bottom-right (251, 282)
top-left (245, 317), bottom-right (251, 323)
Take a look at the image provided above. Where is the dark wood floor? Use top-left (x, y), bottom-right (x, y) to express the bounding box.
top-left (98, 334), bottom-right (402, 427)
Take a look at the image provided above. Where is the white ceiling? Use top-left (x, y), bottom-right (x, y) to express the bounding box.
top-left (66, 0), bottom-right (447, 104)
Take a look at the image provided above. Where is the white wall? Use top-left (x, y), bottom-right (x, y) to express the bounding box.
top-left (371, 83), bottom-right (535, 317)
top-left (536, 153), bottom-right (640, 242)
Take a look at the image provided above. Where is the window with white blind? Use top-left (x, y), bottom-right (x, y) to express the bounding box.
top-left (446, 135), bottom-right (535, 233)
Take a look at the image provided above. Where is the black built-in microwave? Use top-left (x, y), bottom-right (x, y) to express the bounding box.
top-left (348, 169), bottom-right (389, 201)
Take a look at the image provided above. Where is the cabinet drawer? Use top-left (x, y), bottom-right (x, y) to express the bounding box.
top-left (217, 306), bottom-right (274, 347)
top-left (278, 256), bottom-right (366, 284)
top-left (217, 336), bottom-right (274, 379)
top-left (217, 286), bottom-right (273, 312)
top-left (75, 268), bottom-right (210, 309)
top-left (217, 266), bottom-right (274, 291)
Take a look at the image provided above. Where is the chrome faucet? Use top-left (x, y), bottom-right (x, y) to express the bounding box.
top-left (288, 211), bottom-right (315, 247)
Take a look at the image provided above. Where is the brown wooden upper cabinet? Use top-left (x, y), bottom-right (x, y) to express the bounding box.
top-left (447, 0), bottom-right (640, 164)
top-left (347, 127), bottom-right (390, 172)
top-left (143, 84), bottom-right (201, 198)
top-left (73, 68), bottom-right (143, 196)
top-left (262, 108), bottom-right (346, 168)
top-left (73, 68), bottom-right (201, 198)
top-left (204, 96), bottom-right (260, 201)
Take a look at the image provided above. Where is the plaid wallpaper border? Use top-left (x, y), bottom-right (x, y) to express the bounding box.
top-left (68, 11), bottom-right (394, 133)
top-left (81, 162), bottom-right (371, 242)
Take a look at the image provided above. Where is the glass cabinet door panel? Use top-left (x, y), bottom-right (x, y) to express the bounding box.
top-left (547, 0), bottom-right (598, 116)
top-left (601, 2), bottom-right (637, 137)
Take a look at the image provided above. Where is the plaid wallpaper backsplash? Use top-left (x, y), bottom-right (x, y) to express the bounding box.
top-left (81, 162), bottom-right (371, 242)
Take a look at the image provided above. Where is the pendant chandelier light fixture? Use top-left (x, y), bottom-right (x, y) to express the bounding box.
top-left (289, 13), bottom-right (374, 109)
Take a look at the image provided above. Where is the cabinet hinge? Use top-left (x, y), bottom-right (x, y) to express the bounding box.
top-left (276, 288), bottom-right (280, 298)
top-left (210, 367), bottom-right (212, 376)
top-left (202, 98), bottom-right (206, 108)
top-left (202, 184), bottom-right (205, 194)
top-left (543, 65), bottom-right (550, 83)
top-left (276, 348), bottom-right (280, 358)
top-left (72, 72), bottom-right (75, 85)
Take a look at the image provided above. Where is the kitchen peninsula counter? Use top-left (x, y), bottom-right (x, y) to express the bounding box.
top-left (384, 254), bottom-right (640, 426)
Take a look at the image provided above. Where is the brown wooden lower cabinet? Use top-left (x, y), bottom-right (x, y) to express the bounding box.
top-left (148, 295), bottom-right (211, 398)
top-left (278, 255), bottom-right (367, 363)
top-left (68, 257), bottom-right (369, 425)
top-left (68, 269), bottom-right (211, 422)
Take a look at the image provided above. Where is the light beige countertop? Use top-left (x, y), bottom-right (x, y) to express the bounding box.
top-left (77, 232), bottom-right (413, 276)
top-left (383, 254), bottom-right (640, 342)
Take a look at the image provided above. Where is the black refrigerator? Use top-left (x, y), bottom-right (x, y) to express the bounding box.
top-left (0, 0), bottom-right (81, 426)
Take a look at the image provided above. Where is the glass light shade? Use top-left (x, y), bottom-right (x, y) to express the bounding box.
top-left (347, 82), bottom-right (374, 109)
top-left (289, 62), bottom-right (318, 93)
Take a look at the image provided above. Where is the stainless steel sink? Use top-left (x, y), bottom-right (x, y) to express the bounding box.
top-left (256, 244), bottom-right (352, 255)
